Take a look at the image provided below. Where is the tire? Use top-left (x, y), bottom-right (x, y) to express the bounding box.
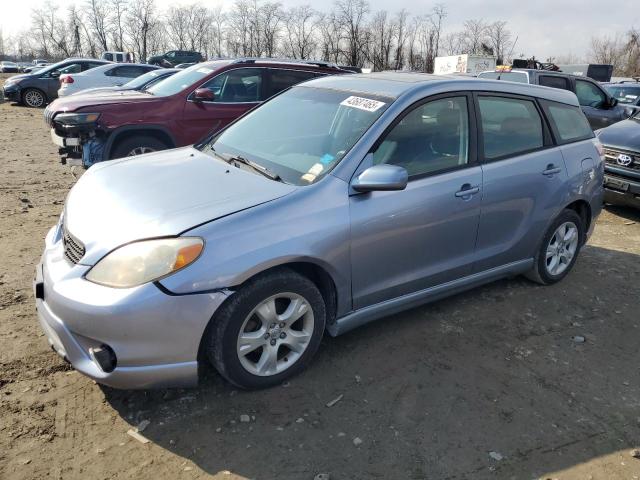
top-left (525, 209), bottom-right (584, 285)
top-left (110, 135), bottom-right (169, 159)
top-left (22, 88), bottom-right (46, 108)
top-left (207, 268), bottom-right (326, 389)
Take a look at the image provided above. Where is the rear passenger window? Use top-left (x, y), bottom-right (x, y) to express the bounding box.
top-left (542, 101), bottom-right (593, 143)
top-left (539, 75), bottom-right (570, 91)
top-left (478, 96), bottom-right (544, 160)
top-left (373, 96), bottom-right (469, 177)
top-left (268, 70), bottom-right (318, 97)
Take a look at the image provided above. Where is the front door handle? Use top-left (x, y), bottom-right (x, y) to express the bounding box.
top-left (542, 164), bottom-right (562, 176)
top-left (454, 184), bottom-right (480, 198)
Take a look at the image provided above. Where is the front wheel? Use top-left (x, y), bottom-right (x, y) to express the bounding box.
top-left (526, 209), bottom-right (584, 285)
top-left (110, 135), bottom-right (169, 159)
top-left (207, 269), bottom-right (326, 389)
top-left (22, 88), bottom-right (46, 108)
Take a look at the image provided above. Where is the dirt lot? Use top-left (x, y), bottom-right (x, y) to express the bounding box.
top-left (1, 74), bottom-right (640, 479)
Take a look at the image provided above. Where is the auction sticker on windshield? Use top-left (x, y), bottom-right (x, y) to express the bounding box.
top-left (340, 96), bottom-right (386, 112)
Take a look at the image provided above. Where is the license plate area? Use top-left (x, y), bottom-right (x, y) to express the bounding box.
top-left (605, 177), bottom-right (630, 192)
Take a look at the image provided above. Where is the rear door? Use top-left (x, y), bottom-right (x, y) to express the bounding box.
top-left (180, 67), bottom-right (266, 144)
top-left (265, 68), bottom-right (319, 99)
top-left (473, 93), bottom-right (568, 272)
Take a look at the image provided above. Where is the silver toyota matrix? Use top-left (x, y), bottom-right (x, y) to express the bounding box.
top-left (35, 73), bottom-right (604, 389)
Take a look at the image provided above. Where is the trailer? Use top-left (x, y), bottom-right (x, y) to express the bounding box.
top-left (434, 55), bottom-right (496, 75)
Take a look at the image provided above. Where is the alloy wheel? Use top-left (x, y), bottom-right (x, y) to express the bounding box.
top-left (24, 90), bottom-right (44, 108)
top-left (127, 146), bottom-right (156, 156)
top-left (236, 293), bottom-right (314, 377)
top-left (545, 221), bottom-right (579, 276)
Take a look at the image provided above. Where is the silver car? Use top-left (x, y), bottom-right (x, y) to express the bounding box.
top-left (35, 73), bottom-right (604, 389)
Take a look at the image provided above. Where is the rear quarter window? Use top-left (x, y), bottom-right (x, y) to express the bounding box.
top-left (539, 75), bottom-right (571, 91)
top-left (540, 100), bottom-right (594, 144)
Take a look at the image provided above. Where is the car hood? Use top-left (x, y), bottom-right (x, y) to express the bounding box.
top-left (4, 73), bottom-right (32, 82)
top-left (64, 147), bottom-right (297, 265)
top-left (597, 118), bottom-right (640, 152)
top-left (49, 90), bottom-right (160, 112)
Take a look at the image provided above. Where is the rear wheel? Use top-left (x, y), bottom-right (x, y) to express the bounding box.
top-left (22, 88), bottom-right (46, 108)
top-left (207, 269), bottom-right (326, 389)
top-left (526, 209), bottom-right (584, 285)
top-left (110, 135), bottom-right (169, 159)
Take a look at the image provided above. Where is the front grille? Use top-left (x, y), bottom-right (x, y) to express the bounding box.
top-left (604, 148), bottom-right (640, 171)
top-left (43, 105), bottom-right (55, 127)
top-left (63, 228), bottom-right (85, 265)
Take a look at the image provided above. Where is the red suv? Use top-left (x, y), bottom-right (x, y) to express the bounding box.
top-left (44, 58), bottom-right (353, 167)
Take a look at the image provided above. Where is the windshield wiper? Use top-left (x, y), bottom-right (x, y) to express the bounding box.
top-left (217, 152), bottom-right (282, 181)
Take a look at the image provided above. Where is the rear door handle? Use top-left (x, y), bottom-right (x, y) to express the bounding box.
top-left (454, 184), bottom-right (480, 198)
top-left (542, 164), bottom-right (561, 176)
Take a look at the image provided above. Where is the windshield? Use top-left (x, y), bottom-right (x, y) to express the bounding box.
top-left (124, 70), bottom-right (169, 89)
top-left (201, 86), bottom-right (391, 185)
top-left (605, 85), bottom-right (640, 105)
top-left (478, 71), bottom-right (529, 83)
top-left (147, 63), bottom-right (223, 96)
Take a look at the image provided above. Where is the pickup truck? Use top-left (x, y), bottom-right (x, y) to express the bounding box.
top-left (478, 68), bottom-right (633, 130)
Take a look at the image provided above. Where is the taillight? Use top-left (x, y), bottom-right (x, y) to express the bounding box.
top-left (61, 76), bottom-right (74, 84)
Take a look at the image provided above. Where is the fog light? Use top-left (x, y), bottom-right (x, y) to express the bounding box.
top-left (89, 345), bottom-right (117, 373)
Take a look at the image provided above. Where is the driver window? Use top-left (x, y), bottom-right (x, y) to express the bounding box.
top-left (575, 80), bottom-right (606, 108)
top-left (166, 51), bottom-right (176, 58)
top-left (200, 68), bottom-right (263, 103)
top-left (372, 96), bottom-right (469, 177)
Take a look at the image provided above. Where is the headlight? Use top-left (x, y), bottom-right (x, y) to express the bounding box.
top-left (54, 112), bottom-right (101, 126)
top-left (86, 237), bottom-right (204, 288)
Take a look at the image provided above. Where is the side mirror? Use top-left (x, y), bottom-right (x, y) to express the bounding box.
top-left (352, 164), bottom-right (408, 193)
top-left (193, 88), bottom-right (215, 102)
top-left (609, 97), bottom-right (619, 108)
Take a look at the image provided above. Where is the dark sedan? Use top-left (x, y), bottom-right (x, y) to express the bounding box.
top-left (2, 58), bottom-right (110, 107)
top-left (596, 111), bottom-right (640, 209)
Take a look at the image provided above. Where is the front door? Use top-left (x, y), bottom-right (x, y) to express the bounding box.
top-left (180, 68), bottom-right (265, 144)
top-left (349, 94), bottom-right (482, 309)
top-left (575, 79), bottom-right (620, 129)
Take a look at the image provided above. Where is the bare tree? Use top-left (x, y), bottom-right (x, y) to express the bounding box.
top-left (487, 20), bottom-right (513, 63)
top-left (32, 1), bottom-right (73, 58)
top-left (261, 2), bottom-right (283, 57)
top-left (369, 10), bottom-right (395, 71)
top-left (318, 10), bottom-right (343, 63)
top-left (589, 34), bottom-right (624, 72)
top-left (208, 5), bottom-right (226, 58)
top-left (283, 5), bottom-right (318, 59)
top-left (85, 0), bottom-right (110, 52)
top-left (335, 0), bottom-right (370, 67)
top-left (460, 18), bottom-right (488, 55)
top-left (125, 0), bottom-right (159, 62)
top-left (110, 0), bottom-right (128, 51)
top-left (393, 9), bottom-right (409, 69)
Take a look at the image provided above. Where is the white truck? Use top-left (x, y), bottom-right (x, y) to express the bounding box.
top-left (434, 55), bottom-right (496, 76)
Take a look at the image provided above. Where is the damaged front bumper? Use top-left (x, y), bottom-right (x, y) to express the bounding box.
top-left (50, 126), bottom-right (105, 168)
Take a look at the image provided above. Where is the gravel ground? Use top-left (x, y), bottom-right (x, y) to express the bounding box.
top-left (1, 75), bottom-right (640, 479)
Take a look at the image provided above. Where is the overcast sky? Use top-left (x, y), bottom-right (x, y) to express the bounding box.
top-left (1, 0), bottom-right (637, 60)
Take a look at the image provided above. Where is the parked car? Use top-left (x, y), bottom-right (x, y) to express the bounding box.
top-left (35, 72), bottom-right (603, 389)
top-left (2, 58), bottom-right (110, 107)
top-left (58, 63), bottom-right (159, 97)
top-left (477, 68), bottom-right (630, 129)
top-left (45, 58), bottom-right (353, 167)
top-left (595, 110), bottom-right (640, 209)
top-left (23, 63), bottom-right (49, 73)
top-left (0, 61), bottom-right (20, 73)
top-left (70, 68), bottom-right (179, 96)
top-left (147, 50), bottom-right (203, 67)
top-left (603, 81), bottom-right (640, 108)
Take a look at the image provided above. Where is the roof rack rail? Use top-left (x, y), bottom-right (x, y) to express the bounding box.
top-left (230, 57), bottom-right (341, 69)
